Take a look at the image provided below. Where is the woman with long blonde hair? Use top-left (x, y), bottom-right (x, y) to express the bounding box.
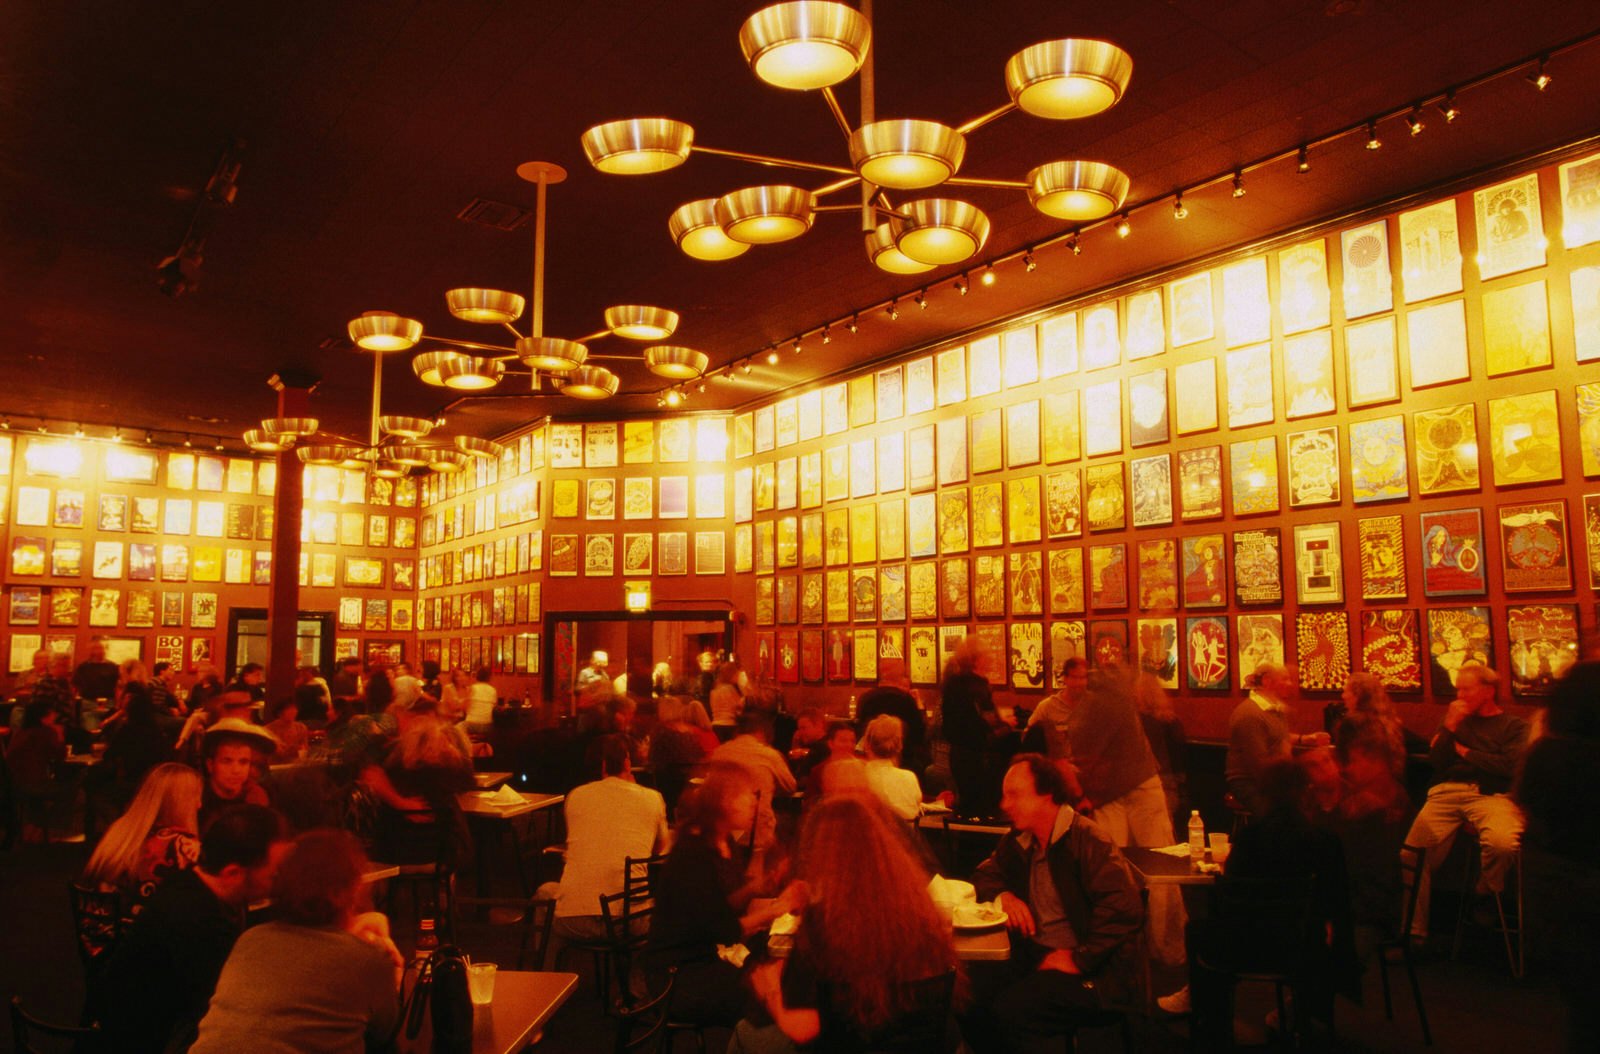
top-left (1335, 672), bottom-right (1406, 776)
top-left (80, 763), bottom-right (203, 952)
top-left (736, 794), bottom-right (962, 1052)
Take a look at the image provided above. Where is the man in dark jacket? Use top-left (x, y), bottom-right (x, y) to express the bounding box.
top-left (965, 753), bottom-right (1145, 1053)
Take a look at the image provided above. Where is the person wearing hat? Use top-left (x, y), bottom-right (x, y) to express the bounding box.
top-left (197, 717), bottom-right (276, 832)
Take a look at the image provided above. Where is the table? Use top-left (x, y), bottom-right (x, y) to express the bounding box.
top-left (916, 812), bottom-right (1009, 871)
top-left (457, 791), bottom-right (563, 821)
top-left (398, 970), bottom-right (577, 1054)
top-left (457, 792), bottom-right (565, 896)
top-left (769, 926), bottom-right (1010, 961)
top-left (1122, 847), bottom-right (1220, 887)
top-left (473, 771), bottom-right (514, 789)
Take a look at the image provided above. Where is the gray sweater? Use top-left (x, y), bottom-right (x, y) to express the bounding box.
top-left (1225, 697), bottom-right (1293, 814)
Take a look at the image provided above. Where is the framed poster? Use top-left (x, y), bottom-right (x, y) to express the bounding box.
top-left (1136, 539), bottom-right (1176, 612)
top-left (1474, 173), bottom-right (1545, 279)
top-left (1286, 426), bottom-right (1340, 507)
top-left (1505, 604), bottom-right (1580, 697)
top-left (51, 539), bottom-right (82, 578)
top-left (936, 346), bottom-right (967, 407)
top-left (799, 629), bottom-right (824, 683)
top-left (659, 532), bottom-right (689, 576)
top-left (972, 555), bottom-right (1005, 617)
top-left (1185, 616), bottom-right (1230, 690)
top-left (694, 531), bottom-right (726, 576)
top-left (1578, 383), bottom-right (1600, 478)
top-left (908, 625), bottom-right (939, 685)
top-left (1357, 515), bottom-right (1407, 600)
top-left (1040, 312), bottom-right (1078, 377)
top-left (11, 537), bottom-right (46, 576)
top-left (1279, 238), bottom-right (1331, 335)
top-left (1293, 521), bottom-right (1344, 604)
top-left (1398, 198), bottom-right (1462, 303)
top-left (1283, 330), bottom-right (1335, 419)
top-left (1340, 219), bottom-right (1393, 319)
top-left (1128, 369), bottom-right (1169, 447)
top-left (551, 479), bottom-right (580, 519)
top-left (1084, 463), bottom-right (1125, 532)
top-left (1082, 303), bottom-right (1120, 370)
top-left (777, 575), bottom-right (799, 624)
top-left (1044, 470), bottom-right (1082, 538)
top-left (585, 479), bottom-right (615, 520)
top-left (1232, 527), bottom-right (1283, 605)
top-left (1360, 609), bottom-right (1422, 692)
top-left (1426, 606), bottom-right (1493, 696)
top-left (1413, 403), bottom-right (1479, 495)
top-left (624, 420), bottom-right (655, 464)
top-left (1006, 477), bottom-right (1041, 545)
top-left (1296, 611), bottom-right (1351, 691)
top-left (825, 627), bottom-right (852, 682)
top-left (1237, 613), bottom-right (1285, 685)
top-left (1181, 534), bottom-right (1227, 609)
top-left (1048, 621), bottom-right (1086, 690)
top-left (823, 383), bottom-right (848, 435)
top-left (1420, 508), bottom-right (1487, 597)
top-left (1047, 547), bottom-right (1085, 615)
top-left (1002, 325), bottom-right (1039, 389)
top-left (1174, 359), bottom-right (1218, 435)
top-left (1345, 316), bottom-right (1398, 408)
top-left (1088, 544), bottom-right (1127, 609)
top-left (48, 588), bottom-right (80, 627)
top-left (8, 586), bottom-right (41, 625)
top-left (1225, 343), bottom-right (1274, 428)
top-left (1005, 401), bottom-right (1041, 468)
top-left (1129, 454), bottom-right (1172, 527)
top-left (1348, 416), bottom-right (1408, 503)
top-left (938, 558), bottom-right (970, 619)
top-left (1125, 289), bottom-right (1164, 360)
top-left (1487, 389), bottom-right (1562, 487)
top-left (1089, 619), bottom-right (1129, 669)
top-left (1221, 256), bottom-right (1271, 347)
top-left (1176, 446), bottom-right (1222, 521)
top-left (1406, 299), bottom-right (1469, 389)
top-left (1482, 280), bottom-right (1551, 377)
top-left (908, 561), bottom-right (938, 620)
top-left (1042, 391), bottom-right (1081, 463)
top-left (938, 489), bottom-right (969, 555)
top-left (1559, 151), bottom-right (1600, 248)
top-left (1586, 494), bottom-right (1600, 589)
top-left (89, 588), bottom-right (120, 627)
top-left (1083, 380), bottom-right (1121, 456)
top-left (1498, 500), bottom-right (1571, 592)
top-left (1229, 437), bottom-right (1279, 516)
top-left (1169, 271), bottom-right (1214, 347)
top-left (548, 535), bottom-right (579, 577)
top-left (877, 564), bottom-right (907, 621)
top-left (1136, 618), bottom-right (1179, 688)
top-left (1009, 622), bottom-right (1045, 689)
top-left (847, 377), bottom-right (875, 428)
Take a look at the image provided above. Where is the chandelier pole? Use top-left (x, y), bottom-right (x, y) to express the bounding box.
top-left (369, 351), bottom-right (382, 448)
top-left (858, 0), bottom-right (876, 234)
top-left (532, 172), bottom-right (547, 339)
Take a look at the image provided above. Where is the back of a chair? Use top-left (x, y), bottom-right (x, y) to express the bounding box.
top-left (1398, 844), bottom-right (1427, 942)
top-left (623, 853), bottom-right (667, 902)
top-left (10, 996), bottom-right (99, 1054)
top-left (859, 969), bottom-right (957, 1054)
top-left (66, 882), bottom-right (122, 975)
top-left (1201, 874), bottom-right (1317, 976)
top-left (612, 968), bottom-right (675, 1054)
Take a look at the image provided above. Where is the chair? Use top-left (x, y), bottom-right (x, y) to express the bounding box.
top-left (10, 996), bottom-right (99, 1054)
top-left (372, 805), bottom-right (462, 940)
top-left (1375, 845), bottom-right (1431, 1046)
top-left (861, 969), bottom-right (957, 1054)
top-left (1451, 825), bottom-right (1524, 979)
top-left (624, 853), bottom-right (667, 901)
top-left (613, 968), bottom-right (676, 1054)
top-left (1192, 875), bottom-right (1319, 1051)
top-left (66, 882), bottom-right (123, 980)
top-left (450, 894), bottom-right (555, 970)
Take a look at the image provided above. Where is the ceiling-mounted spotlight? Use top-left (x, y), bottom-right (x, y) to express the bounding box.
top-left (1, 416), bottom-right (11, 430)
top-left (213, 440), bottom-right (224, 452)
top-left (144, 431), bottom-right (154, 445)
top-left (741, 360), bottom-right (754, 374)
top-left (1528, 56), bottom-right (1551, 90)
top-left (1172, 193), bottom-right (1188, 220)
top-left (821, 325), bottom-right (831, 344)
top-left (792, 337), bottom-right (803, 354)
top-left (1438, 92), bottom-right (1460, 123)
top-left (73, 424), bottom-right (85, 438)
top-left (697, 381), bottom-right (708, 393)
top-left (1115, 213), bottom-right (1131, 238)
top-left (1231, 170), bottom-right (1246, 197)
top-left (1296, 145), bottom-right (1310, 173)
top-left (886, 300), bottom-right (899, 321)
top-left (955, 273), bottom-right (969, 295)
top-left (1068, 231), bottom-right (1081, 255)
top-left (914, 289), bottom-right (927, 310)
top-left (154, 251), bottom-right (202, 298)
top-left (1365, 120), bottom-right (1381, 150)
top-left (1023, 251), bottom-right (1036, 273)
top-left (766, 346), bottom-right (780, 365)
top-left (664, 389), bottom-right (683, 408)
top-left (846, 314), bottom-right (859, 333)
top-left (980, 264), bottom-right (996, 287)
top-left (1405, 107), bottom-right (1425, 136)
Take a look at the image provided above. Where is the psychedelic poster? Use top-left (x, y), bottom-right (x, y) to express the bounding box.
top-left (1089, 544), bottom-right (1127, 609)
top-left (1414, 403), bottom-right (1479, 495)
top-left (1044, 470), bottom-right (1082, 538)
top-left (1231, 528), bottom-right (1283, 605)
top-left (1185, 617), bottom-right (1230, 690)
top-left (1585, 494), bottom-right (1600, 589)
top-left (1130, 454), bottom-right (1172, 528)
top-left (1359, 609), bottom-right (1422, 692)
top-left (1181, 534), bottom-right (1227, 609)
top-left (972, 555), bottom-right (1005, 617)
top-left (1487, 390), bottom-right (1562, 486)
top-left (1505, 604), bottom-right (1579, 697)
top-left (1089, 619), bottom-right (1129, 669)
top-left (825, 628), bottom-right (852, 682)
top-left (1229, 437), bottom-right (1279, 516)
top-left (1236, 614), bottom-right (1285, 685)
top-left (1085, 464), bottom-right (1125, 532)
top-left (1426, 606), bottom-right (1493, 696)
top-left (1048, 621), bottom-right (1086, 689)
top-left (1296, 611), bottom-right (1350, 692)
top-left (908, 626), bottom-right (939, 685)
top-left (777, 630), bottom-right (800, 684)
top-left (1498, 500), bottom-right (1571, 592)
top-left (1348, 417), bottom-right (1408, 503)
top-left (1293, 522), bottom-right (1344, 605)
top-left (1010, 622), bottom-right (1045, 690)
top-left (1177, 446), bottom-right (1222, 520)
top-left (1357, 515), bottom-right (1407, 600)
top-left (1136, 618), bottom-right (1179, 689)
top-left (1287, 427), bottom-right (1340, 507)
top-left (1136, 540), bottom-right (1177, 611)
top-left (973, 624), bottom-right (1007, 686)
top-left (1419, 508), bottom-right (1487, 597)
top-left (1047, 547), bottom-right (1085, 615)
top-left (1008, 551), bottom-right (1042, 616)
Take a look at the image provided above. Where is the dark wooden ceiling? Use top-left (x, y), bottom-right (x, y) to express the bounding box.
top-left (3, 0), bottom-right (1599, 448)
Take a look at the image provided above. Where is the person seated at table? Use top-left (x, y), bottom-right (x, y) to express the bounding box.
top-left (462, 665), bottom-right (498, 735)
top-left (857, 658), bottom-right (929, 776)
top-left (649, 695), bottom-right (714, 817)
top-left (196, 717), bottom-right (276, 832)
top-left (711, 709), bottom-right (798, 853)
top-left (188, 829), bottom-right (403, 1054)
top-left (862, 715), bottom-right (923, 822)
top-left (644, 762), bottom-right (805, 1028)
top-left (1404, 662), bottom-right (1528, 939)
top-left (538, 734), bottom-right (670, 955)
top-left (1184, 759), bottom-right (1354, 1046)
top-left (804, 720), bottom-right (860, 804)
top-left (148, 661), bottom-right (184, 717)
top-left (87, 803), bottom-right (289, 1054)
top-left (5, 699), bottom-right (67, 843)
top-left (186, 662), bottom-right (225, 715)
top-left (1225, 663), bottom-right (1330, 817)
top-left (74, 639), bottom-right (121, 702)
top-left (437, 666), bottom-right (471, 723)
top-left (14, 647), bottom-right (50, 695)
top-left (25, 651), bottom-right (76, 726)
top-left (226, 662), bottom-right (267, 704)
top-left (784, 707), bottom-right (830, 783)
top-left (963, 754), bottom-right (1144, 1054)
top-left (733, 794), bottom-right (963, 1054)
top-left (80, 763), bottom-right (202, 955)
top-left (263, 696), bottom-right (310, 764)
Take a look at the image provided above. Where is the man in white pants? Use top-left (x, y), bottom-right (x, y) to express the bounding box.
top-left (1405, 663), bottom-right (1528, 937)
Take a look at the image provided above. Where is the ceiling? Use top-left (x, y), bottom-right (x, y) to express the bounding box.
top-left (3, 0), bottom-right (1600, 449)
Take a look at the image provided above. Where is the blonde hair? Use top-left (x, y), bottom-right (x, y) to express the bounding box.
top-left (393, 716), bottom-right (470, 771)
top-left (83, 764), bottom-right (202, 890)
top-left (863, 715), bottom-right (903, 761)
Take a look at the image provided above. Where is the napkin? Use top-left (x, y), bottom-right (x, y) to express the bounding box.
top-left (488, 784), bottom-right (525, 807)
top-left (1151, 843), bottom-right (1194, 857)
top-left (716, 943), bottom-right (751, 967)
top-left (769, 912), bottom-right (800, 936)
top-left (928, 875), bottom-right (976, 905)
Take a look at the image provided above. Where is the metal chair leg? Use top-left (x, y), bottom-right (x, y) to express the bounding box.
top-left (1402, 947), bottom-right (1432, 1046)
top-left (1377, 950), bottom-right (1393, 1020)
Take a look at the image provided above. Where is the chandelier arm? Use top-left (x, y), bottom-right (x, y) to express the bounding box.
top-left (426, 335), bottom-right (520, 355)
top-left (819, 86), bottom-right (855, 139)
top-left (574, 330), bottom-right (611, 343)
top-left (943, 174), bottom-right (1030, 189)
top-left (811, 174), bottom-right (864, 196)
top-left (691, 144), bottom-right (856, 176)
top-left (500, 322), bottom-right (524, 341)
top-left (584, 353), bottom-right (642, 361)
top-left (956, 101), bottom-right (1017, 135)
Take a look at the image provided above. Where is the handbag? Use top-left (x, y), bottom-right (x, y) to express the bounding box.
top-left (402, 944), bottom-right (474, 1053)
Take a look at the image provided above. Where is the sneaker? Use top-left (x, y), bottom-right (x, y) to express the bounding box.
top-left (1157, 986), bottom-right (1191, 1015)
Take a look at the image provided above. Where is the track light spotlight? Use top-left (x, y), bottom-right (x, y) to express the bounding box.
top-left (1068, 231), bottom-right (1081, 255)
top-left (1172, 193), bottom-right (1188, 220)
top-left (1115, 213), bottom-right (1131, 238)
top-left (1296, 145), bottom-right (1310, 173)
top-left (1023, 251), bottom-right (1036, 272)
top-left (821, 325), bottom-right (831, 344)
top-left (914, 289), bottom-right (927, 310)
top-left (1365, 120), bottom-right (1381, 150)
top-left (792, 337), bottom-right (802, 354)
top-left (1405, 107), bottom-right (1425, 136)
top-left (980, 265), bottom-right (996, 287)
top-left (1231, 170), bottom-right (1246, 197)
top-left (111, 429), bottom-right (122, 443)
top-left (1528, 56), bottom-right (1550, 90)
top-left (741, 360), bottom-right (753, 374)
top-left (1438, 93), bottom-right (1460, 123)
top-left (766, 346), bottom-right (780, 365)
top-left (955, 273), bottom-right (969, 295)
top-left (846, 314), bottom-right (859, 334)
top-left (887, 300), bottom-right (900, 321)
top-left (73, 424), bottom-right (85, 438)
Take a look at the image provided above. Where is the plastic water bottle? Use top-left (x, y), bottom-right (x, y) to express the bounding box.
top-left (415, 917), bottom-right (439, 965)
top-left (1187, 810), bottom-right (1205, 866)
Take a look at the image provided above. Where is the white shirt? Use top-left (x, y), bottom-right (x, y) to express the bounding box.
top-left (864, 758), bottom-right (923, 821)
top-left (465, 682), bottom-right (498, 726)
top-left (556, 777), bottom-right (670, 917)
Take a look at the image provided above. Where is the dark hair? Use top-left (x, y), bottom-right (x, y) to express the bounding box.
top-left (1060, 656), bottom-right (1088, 679)
top-left (1008, 752), bottom-right (1072, 804)
top-left (736, 708), bottom-right (774, 739)
top-left (1257, 759), bottom-right (1312, 819)
top-left (422, 660), bottom-right (441, 680)
top-left (199, 803), bottom-right (286, 872)
top-left (239, 663), bottom-right (264, 677)
top-left (339, 657), bottom-right (361, 670)
top-left (826, 719), bottom-right (856, 740)
top-left (475, 667), bottom-right (492, 683)
top-left (1546, 661), bottom-right (1600, 739)
top-left (597, 733), bottom-right (631, 777)
top-left (271, 830), bottom-right (367, 926)
top-left (20, 699), bottom-right (52, 728)
top-left (153, 662), bottom-right (172, 677)
top-left (675, 762), bottom-right (754, 838)
top-left (796, 707), bottom-right (825, 726)
top-left (267, 696), bottom-right (299, 722)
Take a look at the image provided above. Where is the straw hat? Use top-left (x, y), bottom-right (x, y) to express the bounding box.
top-left (204, 716), bottom-right (279, 752)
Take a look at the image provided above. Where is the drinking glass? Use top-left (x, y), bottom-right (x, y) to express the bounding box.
top-left (467, 962), bottom-right (497, 1005)
top-left (1208, 832), bottom-right (1230, 865)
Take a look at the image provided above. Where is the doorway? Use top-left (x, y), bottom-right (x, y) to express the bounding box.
top-left (226, 608), bottom-right (335, 678)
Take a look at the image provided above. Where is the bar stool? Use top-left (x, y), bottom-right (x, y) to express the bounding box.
top-left (1450, 824), bottom-right (1524, 979)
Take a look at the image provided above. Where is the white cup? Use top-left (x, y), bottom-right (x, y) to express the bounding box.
top-left (1208, 832), bottom-right (1230, 865)
top-left (468, 962), bottom-right (497, 1005)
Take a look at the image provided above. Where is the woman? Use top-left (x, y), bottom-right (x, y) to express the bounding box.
top-left (709, 661), bottom-right (746, 740)
top-left (293, 666), bottom-right (331, 724)
top-left (265, 697), bottom-right (310, 764)
top-left (861, 716), bottom-right (922, 821)
top-left (189, 829), bottom-right (402, 1053)
top-left (644, 762), bottom-right (803, 1027)
top-left (1333, 673), bottom-right (1410, 777)
top-left (367, 708), bottom-right (476, 868)
top-left (80, 763), bottom-right (202, 948)
top-left (939, 637), bottom-right (1010, 817)
top-left (649, 695), bottom-right (713, 817)
top-left (733, 795), bottom-right (961, 1053)
top-left (438, 667), bottom-right (472, 723)
top-left (363, 664), bottom-right (394, 713)
top-left (463, 666), bottom-right (498, 734)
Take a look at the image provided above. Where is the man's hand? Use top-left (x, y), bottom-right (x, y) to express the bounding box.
top-left (1444, 698), bottom-right (1473, 732)
top-left (347, 911), bottom-right (404, 970)
top-left (1038, 949), bottom-right (1080, 974)
top-left (1454, 740), bottom-right (1471, 758)
top-left (999, 891), bottom-right (1035, 937)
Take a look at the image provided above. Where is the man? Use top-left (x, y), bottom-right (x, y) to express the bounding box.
top-left (88, 804), bottom-right (289, 1053)
top-left (1224, 662), bottom-right (1329, 815)
top-left (148, 661), bottom-right (182, 715)
top-left (1405, 663), bottom-right (1528, 937)
top-left (575, 651), bottom-right (611, 695)
top-left (73, 639), bottom-right (119, 701)
top-left (856, 657), bottom-right (927, 774)
top-left (709, 709), bottom-right (796, 851)
top-left (538, 735), bottom-right (670, 954)
top-left (784, 707), bottom-right (829, 782)
top-left (197, 717), bottom-right (276, 831)
top-left (966, 754), bottom-right (1144, 1053)
top-left (329, 656), bottom-right (363, 703)
top-left (228, 662), bottom-right (267, 703)
top-left (804, 720), bottom-right (860, 802)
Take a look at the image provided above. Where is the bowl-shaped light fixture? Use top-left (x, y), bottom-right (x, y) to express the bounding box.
top-left (516, 336), bottom-right (588, 373)
top-left (739, 1), bottom-right (871, 91)
top-left (243, 428), bottom-right (287, 453)
top-left (426, 449), bottom-right (470, 473)
top-left (412, 350), bottom-right (467, 387)
top-left (561, 365), bottom-right (621, 400)
top-left (669, 199), bottom-right (752, 260)
top-left (367, 458), bottom-right (406, 479)
top-left (386, 445), bottom-right (433, 468)
top-left (1025, 160), bottom-right (1130, 221)
top-left (437, 355), bottom-right (505, 390)
top-left (1005, 38), bottom-right (1133, 120)
top-left (347, 311), bottom-right (423, 352)
top-left (865, 223), bottom-right (935, 274)
top-left (297, 444), bottom-right (361, 466)
top-left (715, 185), bottom-right (815, 244)
top-left (581, 118), bottom-right (695, 174)
top-left (644, 346), bottom-right (709, 380)
top-left (848, 119), bottom-right (966, 190)
top-left (379, 415), bottom-right (434, 439)
top-left (260, 417), bottom-right (319, 440)
top-left (455, 435), bottom-right (506, 459)
top-left (445, 288), bottom-right (525, 324)
top-left (605, 304), bottom-right (680, 341)
top-left (890, 198), bottom-right (991, 265)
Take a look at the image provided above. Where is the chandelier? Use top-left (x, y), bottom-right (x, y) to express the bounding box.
top-left (580, 1), bottom-right (1133, 274)
top-left (341, 161), bottom-right (699, 409)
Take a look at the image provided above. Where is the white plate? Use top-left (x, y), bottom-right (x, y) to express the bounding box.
top-left (952, 907), bottom-right (1007, 931)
